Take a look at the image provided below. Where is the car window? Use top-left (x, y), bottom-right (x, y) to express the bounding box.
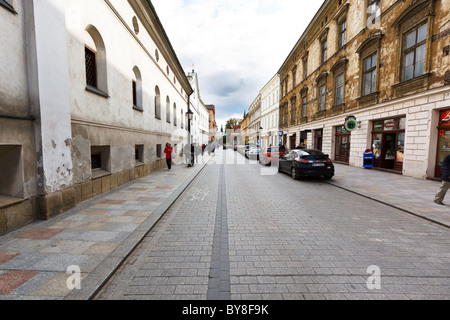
top-left (303, 149), bottom-right (325, 156)
top-left (285, 152), bottom-right (296, 160)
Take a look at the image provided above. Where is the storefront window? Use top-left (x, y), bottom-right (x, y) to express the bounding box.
top-left (372, 134), bottom-right (382, 160)
top-left (397, 132), bottom-right (405, 163)
top-left (437, 110), bottom-right (450, 166)
top-left (399, 117), bottom-right (406, 130)
top-left (373, 121), bottom-right (383, 132)
top-left (371, 116), bottom-right (406, 171)
top-left (437, 130), bottom-right (450, 165)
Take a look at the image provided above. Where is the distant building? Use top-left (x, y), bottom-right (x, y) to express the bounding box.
top-left (260, 74), bottom-right (281, 148)
top-left (206, 105), bottom-right (217, 142)
top-left (248, 95), bottom-right (262, 145)
top-left (187, 70), bottom-right (211, 145)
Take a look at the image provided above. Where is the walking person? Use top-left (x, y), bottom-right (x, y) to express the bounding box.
top-left (190, 144), bottom-right (195, 167)
top-left (164, 142), bottom-right (173, 171)
top-left (195, 144), bottom-right (201, 163)
top-left (184, 144), bottom-right (190, 165)
top-left (435, 154), bottom-right (450, 205)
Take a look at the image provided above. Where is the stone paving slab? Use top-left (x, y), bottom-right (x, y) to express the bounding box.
top-left (0, 155), bottom-right (212, 300)
top-left (95, 150), bottom-right (449, 301)
top-left (327, 164), bottom-right (450, 228)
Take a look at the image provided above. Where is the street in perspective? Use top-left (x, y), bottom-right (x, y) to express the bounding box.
top-left (1, 0), bottom-right (450, 307)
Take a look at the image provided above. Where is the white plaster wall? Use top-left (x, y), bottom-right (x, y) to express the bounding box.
top-left (65, 0), bottom-right (189, 139)
top-left (0, 1), bottom-right (29, 115)
top-left (33, 0), bottom-right (73, 193)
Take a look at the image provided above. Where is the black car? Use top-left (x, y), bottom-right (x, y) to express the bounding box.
top-left (278, 149), bottom-right (334, 180)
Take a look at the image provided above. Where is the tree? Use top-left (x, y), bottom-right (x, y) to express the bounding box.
top-left (225, 118), bottom-right (242, 130)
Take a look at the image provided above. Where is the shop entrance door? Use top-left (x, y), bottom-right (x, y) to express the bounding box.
top-left (382, 133), bottom-right (396, 169)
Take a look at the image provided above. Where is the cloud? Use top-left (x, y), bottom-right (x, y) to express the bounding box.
top-left (151, 0), bottom-right (324, 127)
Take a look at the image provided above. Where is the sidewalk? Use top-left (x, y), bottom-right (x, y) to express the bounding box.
top-left (327, 163), bottom-right (450, 229)
top-left (0, 154), bottom-right (212, 300)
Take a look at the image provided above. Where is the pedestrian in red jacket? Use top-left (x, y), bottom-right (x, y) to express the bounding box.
top-left (164, 143), bottom-right (173, 171)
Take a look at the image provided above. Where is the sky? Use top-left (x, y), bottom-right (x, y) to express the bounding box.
top-left (151, 0), bottom-right (325, 130)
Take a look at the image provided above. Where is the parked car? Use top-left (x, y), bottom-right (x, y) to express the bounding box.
top-left (259, 146), bottom-right (286, 166)
top-left (247, 147), bottom-right (261, 160)
top-left (278, 149), bottom-right (334, 180)
top-left (243, 145), bottom-right (252, 158)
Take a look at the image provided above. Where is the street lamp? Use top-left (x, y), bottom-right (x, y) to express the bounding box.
top-left (187, 109), bottom-right (194, 167)
top-left (258, 126), bottom-right (263, 147)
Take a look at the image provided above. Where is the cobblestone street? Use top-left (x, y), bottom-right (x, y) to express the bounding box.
top-left (96, 150), bottom-right (450, 300)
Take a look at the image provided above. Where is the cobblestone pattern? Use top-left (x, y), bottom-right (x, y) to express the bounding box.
top-left (97, 151), bottom-right (450, 300)
top-left (96, 162), bottom-right (221, 300)
top-left (226, 156), bottom-right (450, 300)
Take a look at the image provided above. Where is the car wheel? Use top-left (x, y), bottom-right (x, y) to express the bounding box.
top-left (324, 175), bottom-right (334, 180)
top-left (278, 163), bottom-right (282, 172)
top-left (291, 167), bottom-right (298, 180)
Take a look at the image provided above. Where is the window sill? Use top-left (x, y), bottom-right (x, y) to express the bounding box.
top-left (0, 195), bottom-right (24, 209)
top-left (315, 110), bottom-right (326, 120)
top-left (86, 86), bottom-right (110, 99)
top-left (0, 1), bottom-right (17, 14)
top-left (356, 91), bottom-right (379, 107)
top-left (92, 169), bottom-right (111, 179)
top-left (392, 73), bottom-right (431, 97)
top-left (332, 103), bottom-right (345, 114)
top-left (133, 105), bottom-right (144, 112)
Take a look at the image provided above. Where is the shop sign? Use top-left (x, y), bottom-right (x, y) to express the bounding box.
top-left (384, 119), bottom-right (396, 130)
top-left (441, 110), bottom-right (450, 126)
top-left (344, 116), bottom-right (357, 132)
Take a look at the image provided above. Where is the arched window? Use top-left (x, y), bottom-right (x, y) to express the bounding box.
top-left (84, 25), bottom-right (108, 97)
top-left (166, 96), bottom-right (171, 123)
top-left (173, 103), bottom-right (177, 126)
top-left (132, 66), bottom-right (143, 111)
top-left (155, 86), bottom-right (161, 119)
top-left (181, 109), bottom-right (184, 129)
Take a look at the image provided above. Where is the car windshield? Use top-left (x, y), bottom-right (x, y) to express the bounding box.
top-left (268, 148), bottom-right (279, 152)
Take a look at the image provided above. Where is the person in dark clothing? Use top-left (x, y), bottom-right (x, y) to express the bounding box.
top-left (164, 143), bottom-right (173, 171)
top-left (190, 144), bottom-right (195, 167)
top-left (435, 154), bottom-right (450, 205)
